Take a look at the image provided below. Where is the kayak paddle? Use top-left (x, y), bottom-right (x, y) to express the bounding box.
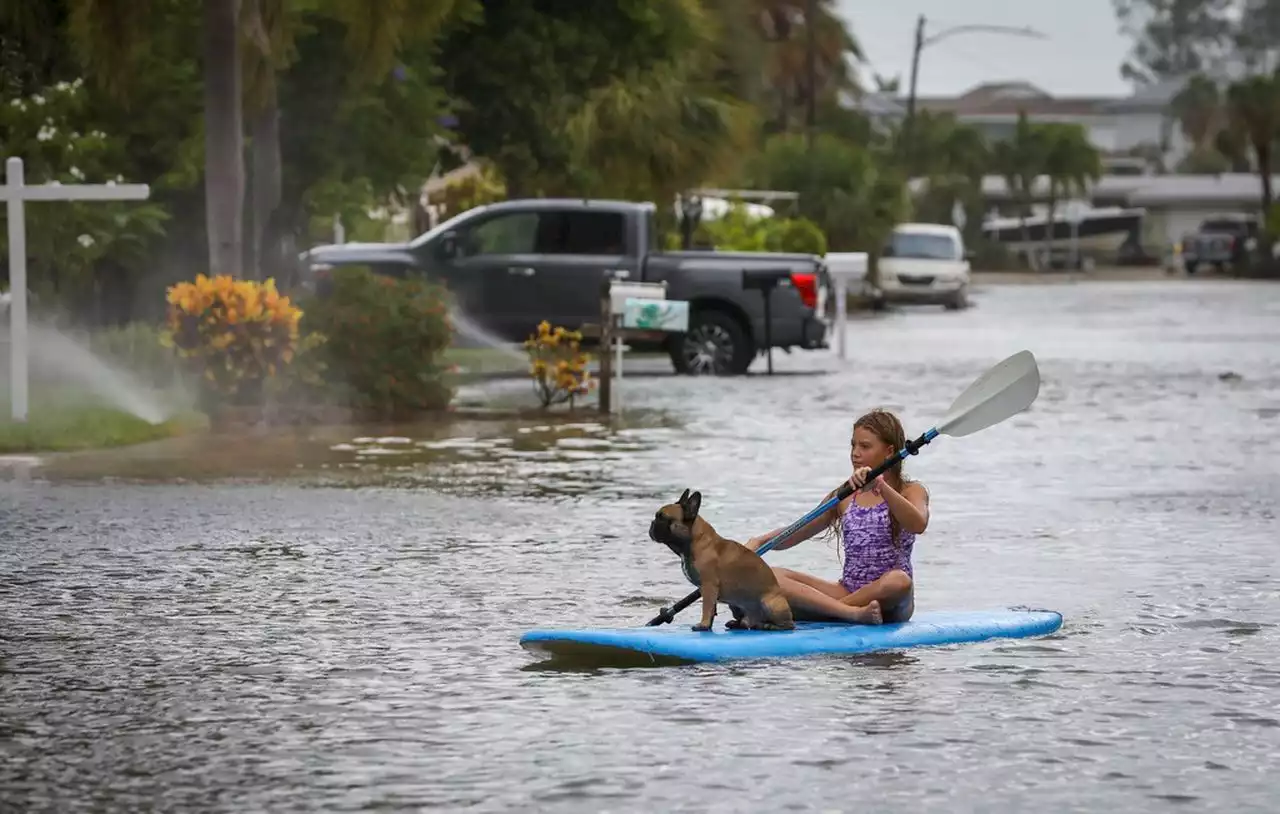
top-left (644, 349), bottom-right (1042, 627)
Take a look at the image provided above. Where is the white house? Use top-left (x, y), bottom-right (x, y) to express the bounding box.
top-left (846, 80), bottom-right (1192, 171)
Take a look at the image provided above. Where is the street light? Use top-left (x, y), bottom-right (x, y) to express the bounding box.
top-left (901, 15), bottom-right (1049, 171)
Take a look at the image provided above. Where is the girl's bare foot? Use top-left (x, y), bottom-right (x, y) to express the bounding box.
top-left (849, 600), bottom-right (882, 625)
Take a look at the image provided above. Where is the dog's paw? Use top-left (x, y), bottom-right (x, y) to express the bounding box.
top-left (724, 619), bottom-right (744, 630)
top-left (691, 623), bottom-right (712, 632)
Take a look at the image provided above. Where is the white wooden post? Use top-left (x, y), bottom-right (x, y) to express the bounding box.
top-left (610, 279), bottom-right (685, 416)
top-left (824, 252), bottom-right (868, 361)
top-left (2, 157), bottom-right (150, 421)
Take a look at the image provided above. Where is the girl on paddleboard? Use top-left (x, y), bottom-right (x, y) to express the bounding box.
top-left (747, 409), bottom-right (929, 626)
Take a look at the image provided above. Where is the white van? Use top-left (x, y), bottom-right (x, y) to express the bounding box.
top-left (877, 223), bottom-right (970, 310)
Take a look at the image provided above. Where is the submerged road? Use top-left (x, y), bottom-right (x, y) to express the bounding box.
top-left (2, 278), bottom-right (1279, 812)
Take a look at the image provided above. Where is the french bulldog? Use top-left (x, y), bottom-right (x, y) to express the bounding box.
top-left (648, 489), bottom-right (795, 633)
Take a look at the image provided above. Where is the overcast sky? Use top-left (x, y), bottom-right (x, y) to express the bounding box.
top-left (834, 0), bottom-right (1136, 97)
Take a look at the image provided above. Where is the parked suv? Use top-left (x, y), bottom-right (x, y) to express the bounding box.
top-left (875, 223), bottom-right (971, 310)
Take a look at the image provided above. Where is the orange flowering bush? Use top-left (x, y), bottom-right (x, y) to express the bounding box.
top-left (161, 274), bottom-right (304, 406)
top-left (524, 321), bottom-right (594, 409)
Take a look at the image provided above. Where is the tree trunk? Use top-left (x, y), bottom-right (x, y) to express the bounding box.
top-left (1043, 180), bottom-right (1058, 267)
top-left (249, 81), bottom-right (282, 281)
top-left (1258, 144), bottom-right (1273, 215)
top-left (203, 0), bottom-right (245, 278)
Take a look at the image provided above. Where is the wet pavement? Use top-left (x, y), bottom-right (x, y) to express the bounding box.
top-left (3, 278), bottom-right (1280, 812)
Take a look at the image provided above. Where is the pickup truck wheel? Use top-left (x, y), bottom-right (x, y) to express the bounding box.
top-left (670, 310), bottom-right (752, 376)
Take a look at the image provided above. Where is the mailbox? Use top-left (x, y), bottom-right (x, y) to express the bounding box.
top-left (609, 280), bottom-right (667, 315)
top-left (623, 298), bottom-right (688, 332)
top-left (740, 267), bottom-right (794, 375)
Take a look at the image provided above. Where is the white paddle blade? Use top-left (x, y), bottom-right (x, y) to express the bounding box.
top-left (936, 350), bottom-right (1041, 437)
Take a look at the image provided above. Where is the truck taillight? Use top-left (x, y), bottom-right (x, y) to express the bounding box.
top-left (790, 271), bottom-right (817, 309)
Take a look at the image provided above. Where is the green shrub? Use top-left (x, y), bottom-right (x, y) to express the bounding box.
top-left (1266, 204), bottom-right (1280, 240)
top-left (765, 217), bottom-right (828, 255)
top-left (300, 267), bottom-right (455, 418)
top-left (669, 202), bottom-right (830, 255)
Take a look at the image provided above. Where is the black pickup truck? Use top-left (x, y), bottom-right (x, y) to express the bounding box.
top-left (299, 198), bottom-right (830, 375)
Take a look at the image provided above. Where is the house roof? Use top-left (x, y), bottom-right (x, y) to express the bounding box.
top-left (911, 172), bottom-right (1280, 206)
top-left (902, 79), bottom-right (1178, 118)
top-left (845, 90), bottom-right (906, 117)
top-left (910, 81), bottom-right (1116, 117)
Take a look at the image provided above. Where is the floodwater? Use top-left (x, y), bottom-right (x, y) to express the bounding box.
top-left (3, 279), bottom-right (1279, 812)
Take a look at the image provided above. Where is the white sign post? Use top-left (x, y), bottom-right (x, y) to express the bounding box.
top-left (823, 252), bottom-right (869, 360)
top-left (606, 280), bottom-right (687, 415)
top-left (2, 157), bottom-right (150, 421)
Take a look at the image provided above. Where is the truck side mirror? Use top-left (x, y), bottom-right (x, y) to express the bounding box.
top-left (438, 231), bottom-right (460, 259)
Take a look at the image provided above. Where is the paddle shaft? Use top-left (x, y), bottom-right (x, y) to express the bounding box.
top-left (644, 427), bottom-right (939, 627)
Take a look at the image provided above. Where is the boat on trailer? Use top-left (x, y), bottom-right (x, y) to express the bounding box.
top-left (980, 205), bottom-right (1145, 255)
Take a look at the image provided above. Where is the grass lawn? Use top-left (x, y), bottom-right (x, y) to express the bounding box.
top-left (0, 390), bottom-right (208, 454)
top-left (443, 346), bottom-right (529, 376)
top-left (442, 345), bottom-right (669, 380)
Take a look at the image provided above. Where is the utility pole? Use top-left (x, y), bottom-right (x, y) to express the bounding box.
top-left (899, 17), bottom-right (1046, 176)
top-left (805, 0), bottom-right (817, 153)
top-left (903, 14), bottom-right (926, 174)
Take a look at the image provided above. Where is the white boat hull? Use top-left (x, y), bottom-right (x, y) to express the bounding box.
top-left (981, 206), bottom-right (1144, 256)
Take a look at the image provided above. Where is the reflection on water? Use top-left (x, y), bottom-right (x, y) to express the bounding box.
top-left (3, 280), bottom-right (1280, 812)
top-left (19, 409), bottom-right (688, 499)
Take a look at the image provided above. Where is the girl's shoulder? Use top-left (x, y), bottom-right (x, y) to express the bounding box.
top-left (902, 478), bottom-right (930, 504)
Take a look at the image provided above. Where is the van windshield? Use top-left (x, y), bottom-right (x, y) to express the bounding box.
top-left (883, 232), bottom-right (961, 260)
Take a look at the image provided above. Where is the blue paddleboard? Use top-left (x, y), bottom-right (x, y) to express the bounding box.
top-left (519, 608), bottom-right (1063, 665)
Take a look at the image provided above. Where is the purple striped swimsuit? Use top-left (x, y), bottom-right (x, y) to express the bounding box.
top-left (839, 500), bottom-right (915, 593)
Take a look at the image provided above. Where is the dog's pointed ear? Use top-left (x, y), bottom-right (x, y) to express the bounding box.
top-left (679, 488), bottom-right (690, 504)
top-left (684, 490), bottom-right (701, 521)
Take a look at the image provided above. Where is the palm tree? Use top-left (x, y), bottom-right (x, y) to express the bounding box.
top-left (904, 111), bottom-right (989, 240)
top-left (68, 0), bottom-right (245, 277)
top-left (753, 0), bottom-right (864, 133)
top-left (566, 65), bottom-right (757, 207)
top-left (1225, 71), bottom-right (1280, 215)
top-left (241, 0), bottom-right (464, 277)
top-left (1039, 122), bottom-right (1102, 263)
top-left (1169, 73), bottom-right (1224, 151)
top-left (990, 112), bottom-right (1047, 256)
